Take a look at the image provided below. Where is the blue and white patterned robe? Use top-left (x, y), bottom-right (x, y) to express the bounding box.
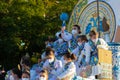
top-left (43, 58), bottom-right (62, 80)
top-left (57, 62), bottom-right (76, 80)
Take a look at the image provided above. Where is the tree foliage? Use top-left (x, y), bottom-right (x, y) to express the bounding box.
top-left (0, 0), bottom-right (78, 70)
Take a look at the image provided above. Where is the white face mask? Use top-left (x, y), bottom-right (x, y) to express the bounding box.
top-left (48, 59), bottom-right (54, 63)
top-left (58, 38), bottom-right (63, 44)
top-left (10, 75), bottom-right (14, 80)
top-left (72, 30), bottom-right (77, 35)
top-left (92, 39), bottom-right (96, 43)
top-left (22, 78), bottom-right (29, 80)
top-left (78, 42), bottom-right (82, 46)
top-left (39, 77), bottom-right (46, 80)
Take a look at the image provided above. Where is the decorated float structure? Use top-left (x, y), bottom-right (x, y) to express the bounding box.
top-left (67, 0), bottom-right (120, 80)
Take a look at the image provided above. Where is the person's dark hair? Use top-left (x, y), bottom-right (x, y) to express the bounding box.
top-left (40, 70), bottom-right (47, 73)
top-left (45, 46), bottom-right (53, 52)
top-left (77, 35), bottom-right (88, 42)
top-left (89, 30), bottom-right (97, 37)
top-left (21, 56), bottom-right (31, 67)
top-left (45, 47), bottom-right (54, 56)
top-left (73, 24), bottom-right (81, 34)
top-left (22, 71), bottom-right (30, 77)
top-left (12, 68), bottom-right (22, 78)
top-left (59, 33), bottom-right (62, 38)
top-left (64, 52), bottom-right (77, 60)
top-left (40, 69), bottom-right (48, 80)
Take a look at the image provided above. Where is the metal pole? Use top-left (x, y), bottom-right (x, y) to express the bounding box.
top-left (97, 0), bottom-right (100, 38)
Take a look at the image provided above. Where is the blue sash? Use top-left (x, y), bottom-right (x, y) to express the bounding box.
top-left (78, 43), bottom-right (85, 55)
top-left (69, 36), bottom-right (78, 51)
top-left (88, 39), bottom-right (99, 65)
top-left (64, 62), bottom-right (72, 70)
top-left (49, 59), bottom-right (56, 69)
top-left (53, 41), bottom-right (68, 55)
top-left (88, 39), bottom-right (97, 51)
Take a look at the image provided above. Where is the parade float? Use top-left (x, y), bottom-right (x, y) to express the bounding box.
top-left (68, 0), bottom-right (120, 80)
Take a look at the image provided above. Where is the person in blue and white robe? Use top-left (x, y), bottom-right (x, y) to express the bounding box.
top-left (56, 52), bottom-right (77, 80)
top-left (68, 25), bottom-right (81, 52)
top-left (88, 30), bottom-right (108, 66)
top-left (42, 48), bottom-right (62, 80)
top-left (77, 35), bottom-right (91, 66)
top-left (53, 26), bottom-right (72, 58)
top-left (72, 35), bottom-right (91, 76)
top-left (88, 30), bottom-right (108, 79)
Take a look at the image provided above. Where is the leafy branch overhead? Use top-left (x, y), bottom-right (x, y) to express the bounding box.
top-left (0, 0), bottom-right (78, 70)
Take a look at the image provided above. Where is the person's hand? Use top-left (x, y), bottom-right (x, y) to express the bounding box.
top-left (61, 26), bottom-right (65, 33)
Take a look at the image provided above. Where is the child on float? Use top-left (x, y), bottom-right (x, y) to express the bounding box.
top-left (72, 35), bottom-right (91, 76)
top-left (42, 48), bottom-right (62, 80)
top-left (68, 25), bottom-right (82, 52)
top-left (53, 24), bottom-right (81, 59)
top-left (53, 25), bottom-right (72, 57)
top-left (56, 52), bottom-right (77, 80)
top-left (31, 47), bottom-right (54, 80)
top-left (88, 30), bottom-right (108, 79)
top-left (77, 35), bottom-right (91, 65)
top-left (37, 69), bottom-right (48, 80)
top-left (88, 30), bottom-right (108, 66)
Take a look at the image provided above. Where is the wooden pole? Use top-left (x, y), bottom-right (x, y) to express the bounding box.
top-left (97, 0), bottom-right (100, 38)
